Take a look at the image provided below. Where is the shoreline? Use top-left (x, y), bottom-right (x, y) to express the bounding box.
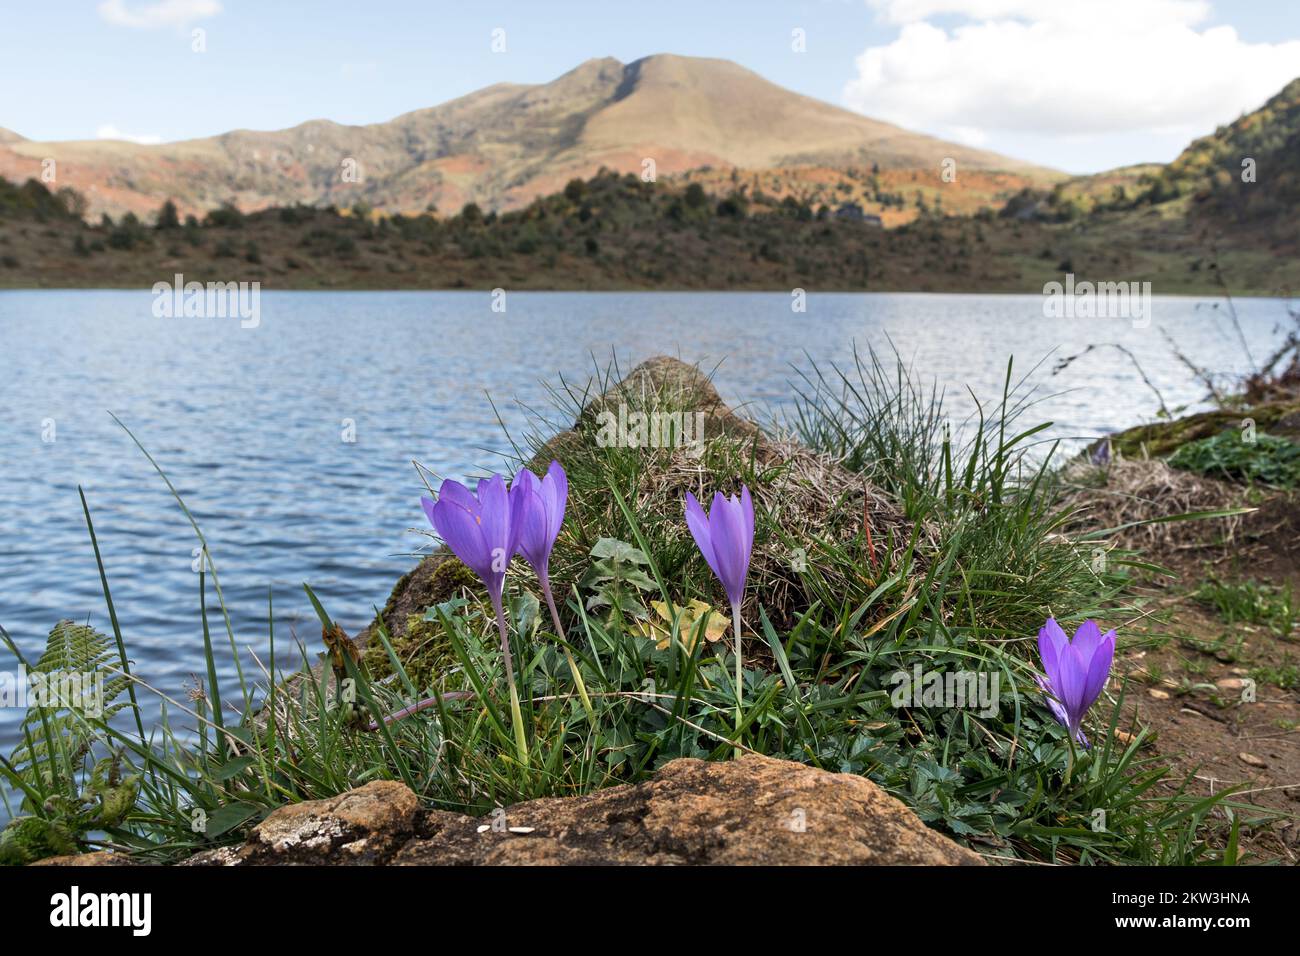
top-left (0, 282), bottom-right (1292, 298)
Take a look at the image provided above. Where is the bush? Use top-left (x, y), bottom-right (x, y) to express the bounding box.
top-left (155, 200), bottom-right (180, 230)
top-left (204, 203), bottom-right (244, 228)
top-left (107, 228), bottom-right (137, 250)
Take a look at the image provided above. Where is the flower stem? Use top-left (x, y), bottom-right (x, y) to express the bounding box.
top-left (1063, 734), bottom-right (1077, 788)
top-left (492, 592), bottom-right (529, 768)
top-left (732, 602), bottom-right (743, 759)
top-left (539, 573), bottom-right (594, 721)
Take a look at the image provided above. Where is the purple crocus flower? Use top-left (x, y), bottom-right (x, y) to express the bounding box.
top-left (1036, 617), bottom-right (1116, 749)
top-left (512, 461), bottom-right (567, 589)
top-left (684, 487), bottom-right (754, 610)
top-left (421, 474), bottom-right (525, 623)
top-left (422, 474), bottom-right (532, 766)
top-left (512, 461), bottom-right (593, 717)
top-left (685, 486), bottom-right (755, 754)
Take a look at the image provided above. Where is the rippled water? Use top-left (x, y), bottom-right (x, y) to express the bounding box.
top-left (0, 289), bottom-right (1293, 773)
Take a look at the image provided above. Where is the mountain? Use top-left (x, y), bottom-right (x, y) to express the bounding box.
top-left (1158, 76), bottom-right (1300, 226)
top-left (1041, 75), bottom-right (1300, 233)
top-left (0, 54), bottom-right (1058, 220)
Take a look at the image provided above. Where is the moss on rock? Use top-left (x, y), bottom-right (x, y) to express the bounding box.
top-left (1098, 400), bottom-right (1300, 460)
top-left (363, 556), bottom-right (480, 686)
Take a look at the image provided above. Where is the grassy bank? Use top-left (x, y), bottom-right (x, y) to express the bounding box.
top-left (1, 349), bottom-right (1258, 866)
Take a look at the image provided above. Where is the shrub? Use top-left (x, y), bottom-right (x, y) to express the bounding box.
top-left (155, 200), bottom-right (180, 230)
top-left (204, 203), bottom-right (244, 228)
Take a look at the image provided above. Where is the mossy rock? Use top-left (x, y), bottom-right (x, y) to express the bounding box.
top-left (1096, 400), bottom-right (1300, 460)
top-left (362, 555), bottom-right (479, 686)
top-left (363, 612), bottom-right (450, 688)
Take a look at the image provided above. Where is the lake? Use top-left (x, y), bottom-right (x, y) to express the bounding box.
top-left (0, 289), bottom-right (1293, 777)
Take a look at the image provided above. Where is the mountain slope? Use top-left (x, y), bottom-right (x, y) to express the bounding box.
top-left (0, 54), bottom-right (1057, 220)
top-left (1164, 76), bottom-right (1300, 226)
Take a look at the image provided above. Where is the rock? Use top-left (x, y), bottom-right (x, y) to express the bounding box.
top-left (361, 355), bottom-right (920, 649)
top-left (1148, 688), bottom-right (1170, 700)
top-left (181, 756), bottom-right (981, 866)
top-left (31, 850), bottom-right (138, 866)
top-left (360, 355), bottom-right (758, 653)
top-left (1238, 752), bottom-right (1268, 770)
top-left (183, 780), bottom-right (419, 866)
top-left (1216, 677), bottom-right (1247, 693)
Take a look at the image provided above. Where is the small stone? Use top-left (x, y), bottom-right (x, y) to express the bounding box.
top-left (476, 825), bottom-right (490, 834)
top-left (1216, 678), bottom-right (1246, 692)
top-left (1148, 688), bottom-right (1170, 700)
top-left (1238, 752), bottom-right (1268, 769)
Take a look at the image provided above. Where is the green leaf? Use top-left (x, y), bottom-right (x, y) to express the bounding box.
top-left (212, 756), bottom-right (257, 781)
top-left (204, 802), bottom-right (261, 837)
top-left (590, 537), bottom-right (649, 565)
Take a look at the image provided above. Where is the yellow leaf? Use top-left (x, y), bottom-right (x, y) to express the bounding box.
top-left (635, 598), bottom-right (730, 651)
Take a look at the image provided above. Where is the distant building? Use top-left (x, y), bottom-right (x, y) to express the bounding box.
top-left (834, 203), bottom-right (882, 226)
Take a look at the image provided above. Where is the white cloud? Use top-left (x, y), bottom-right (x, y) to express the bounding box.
top-left (97, 125), bottom-right (163, 145)
top-left (844, 1), bottom-right (1300, 147)
top-left (98, 0), bottom-right (221, 30)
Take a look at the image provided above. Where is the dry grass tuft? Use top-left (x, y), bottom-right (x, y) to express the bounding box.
top-left (1060, 457), bottom-right (1246, 554)
top-left (620, 432), bottom-right (926, 625)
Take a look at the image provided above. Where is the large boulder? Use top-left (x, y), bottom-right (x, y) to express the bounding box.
top-left (181, 756), bottom-right (981, 866)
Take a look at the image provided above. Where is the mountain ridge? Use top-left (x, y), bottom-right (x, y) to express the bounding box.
top-left (0, 54), bottom-right (1058, 220)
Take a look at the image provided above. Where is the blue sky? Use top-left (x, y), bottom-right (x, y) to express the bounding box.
top-left (3, 1), bottom-right (1299, 173)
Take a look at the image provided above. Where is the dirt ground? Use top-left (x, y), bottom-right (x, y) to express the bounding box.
top-left (1117, 493), bottom-right (1300, 863)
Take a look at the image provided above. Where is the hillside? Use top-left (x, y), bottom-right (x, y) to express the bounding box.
top-left (2, 166), bottom-right (1297, 296)
top-left (4, 73), bottom-right (1299, 296)
top-left (0, 54), bottom-right (1057, 221)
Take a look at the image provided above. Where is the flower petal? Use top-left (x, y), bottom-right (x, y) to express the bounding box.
top-left (1071, 619), bottom-right (1105, 660)
top-left (1038, 618), bottom-right (1068, 686)
top-left (475, 474), bottom-right (512, 558)
top-left (739, 485), bottom-right (755, 551)
top-left (685, 491), bottom-right (721, 581)
top-left (511, 469), bottom-right (545, 567)
top-left (709, 492), bottom-right (749, 607)
top-left (1081, 629), bottom-right (1116, 712)
top-left (544, 461), bottom-right (568, 542)
top-left (1035, 674), bottom-right (1070, 729)
top-left (430, 491), bottom-right (490, 579)
top-left (1056, 642), bottom-right (1089, 726)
